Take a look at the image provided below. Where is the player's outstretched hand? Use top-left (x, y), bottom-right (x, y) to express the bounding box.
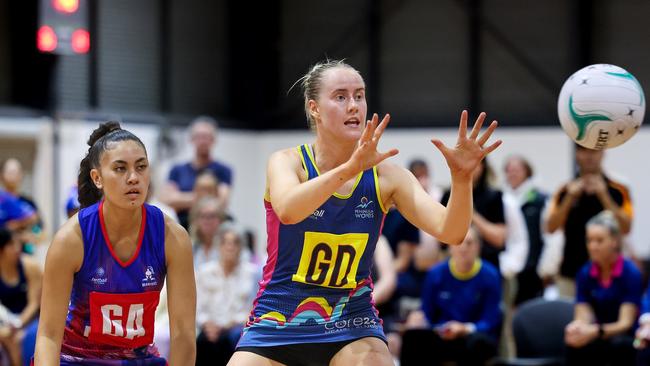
top-left (347, 113), bottom-right (399, 174)
top-left (431, 110), bottom-right (501, 180)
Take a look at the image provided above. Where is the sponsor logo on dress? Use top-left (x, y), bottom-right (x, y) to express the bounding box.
top-left (141, 266), bottom-right (158, 287)
top-left (355, 197), bottom-right (374, 219)
top-left (309, 209), bottom-right (325, 220)
top-left (91, 267), bottom-right (107, 285)
top-left (324, 316), bottom-right (380, 333)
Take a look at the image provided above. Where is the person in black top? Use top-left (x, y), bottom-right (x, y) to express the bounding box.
top-left (545, 144), bottom-right (633, 298)
top-left (441, 158), bottom-right (506, 270)
top-left (379, 159), bottom-right (444, 332)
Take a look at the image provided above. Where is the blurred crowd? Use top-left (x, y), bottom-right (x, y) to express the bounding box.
top-left (1, 115), bottom-right (649, 366)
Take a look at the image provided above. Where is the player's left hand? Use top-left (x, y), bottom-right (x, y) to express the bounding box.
top-left (431, 110), bottom-right (501, 181)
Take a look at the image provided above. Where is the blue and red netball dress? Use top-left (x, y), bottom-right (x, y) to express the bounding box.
top-left (60, 201), bottom-right (167, 365)
top-left (238, 144), bottom-right (387, 347)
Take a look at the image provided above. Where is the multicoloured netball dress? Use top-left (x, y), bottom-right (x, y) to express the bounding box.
top-left (238, 144), bottom-right (387, 347)
top-left (60, 201), bottom-right (167, 366)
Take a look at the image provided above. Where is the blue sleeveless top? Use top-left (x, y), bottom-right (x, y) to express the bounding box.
top-left (238, 144), bottom-right (387, 347)
top-left (61, 201), bottom-right (166, 360)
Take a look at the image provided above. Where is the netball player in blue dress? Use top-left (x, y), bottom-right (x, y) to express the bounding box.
top-left (34, 122), bottom-right (196, 365)
top-left (230, 60), bottom-right (501, 366)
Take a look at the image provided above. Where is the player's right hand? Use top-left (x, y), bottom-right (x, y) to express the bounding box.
top-left (346, 113), bottom-right (398, 174)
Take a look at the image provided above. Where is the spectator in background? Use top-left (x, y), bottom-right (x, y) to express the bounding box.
top-left (379, 159), bottom-right (443, 334)
top-left (546, 144), bottom-right (633, 298)
top-left (0, 189), bottom-right (35, 233)
top-left (192, 171), bottom-right (232, 221)
top-left (370, 236), bottom-right (398, 361)
top-left (190, 197), bottom-right (225, 270)
top-left (162, 116), bottom-right (233, 229)
top-left (408, 159), bottom-right (443, 272)
top-left (147, 177), bottom-right (179, 224)
top-left (441, 158), bottom-right (506, 270)
top-left (240, 228), bottom-right (261, 268)
top-left (442, 158), bottom-right (526, 357)
top-left (634, 281), bottom-right (650, 365)
top-left (1, 159), bottom-right (38, 237)
top-left (2, 160), bottom-right (41, 258)
top-left (194, 171), bottom-right (220, 200)
top-left (1, 159), bottom-right (38, 216)
top-left (195, 225), bottom-right (259, 366)
top-left (0, 228), bottom-right (42, 366)
top-left (503, 155), bottom-right (547, 304)
top-left (378, 201), bottom-right (419, 333)
top-left (64, 185), bottom-right (80, 219)
top-left (145, 176), bottom-right (181, 361)
top-left (408, 158), bottom-right (442, 201)
top-left (372, 235), bottom-right (398, 310)
top-left (564, 211), bottom-right (640, 366)
top-left (400, 227), bottom-right (501, 366)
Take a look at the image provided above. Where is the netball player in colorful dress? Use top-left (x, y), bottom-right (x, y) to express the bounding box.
top-left (34, 122), bottom-right (196, 365)
top-left (230, 60), bottom-right (502, 366)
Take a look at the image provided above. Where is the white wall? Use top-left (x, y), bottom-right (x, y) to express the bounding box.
top-left (2, 119), bottom-right (647, 259)
top-left (166, 126), bottom-right (650, 259)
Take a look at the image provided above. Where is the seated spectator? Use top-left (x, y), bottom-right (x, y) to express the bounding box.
top-left (0, 190), bottom-right (36, 234)
top-left (503, 155), bottom-right (547, 305)
top-left (564, 210), bottom-right (641, 366)
top-left (408, 159), bottom-right (443, 271)
top-left (0, 228), bottom-right (41, 366)
top-left (378, 159), bottom-right (444, 333)
top-left (240, 228), bottom-right (261, 268)
top-left (441, 158), bottom-right (506, 271)
top-left (190, 197), bottom-right (225, 270)
top-left (194, 171), bottom-right (220, 200)
top-left (1, 159), bottom-right (38, 215)
top-left (64, 185), bottom-right (80, 219)
top-left (146, 179), bottom-right (178, 224)
top-left (635, 282), bottom-right (650, 365)
top-left (192, 171), bottom-right (231, 221)
top-left (373, 235), bottom-right (398, 308)
top-left (161, 116), bottom-right (233, 229)
top-left (400, 227), bottom-right (502, 366)
top-left (195, 225), bottom-right (259, 366)
top-left (371, 236), bottom-right (399, 361)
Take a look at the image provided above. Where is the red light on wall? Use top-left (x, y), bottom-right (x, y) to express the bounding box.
top-left (52, 0), bottom-right (79, 14)
top-left (37, 25), bottom-right (58, 52)
top-left (71, 28), bottom-right (90, 54)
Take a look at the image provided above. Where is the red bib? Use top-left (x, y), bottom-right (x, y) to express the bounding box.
top-left (88, 291), bottom-right (160, 348)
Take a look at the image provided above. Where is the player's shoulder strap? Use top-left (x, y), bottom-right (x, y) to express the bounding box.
top-left (297, 144), bottom-right (319, 180)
